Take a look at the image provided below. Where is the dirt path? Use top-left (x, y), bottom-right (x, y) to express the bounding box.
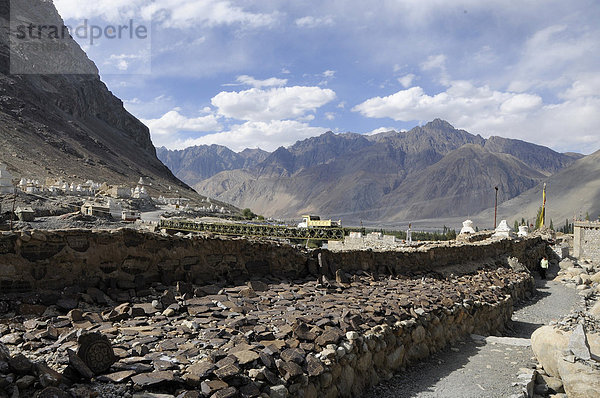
top-left (361, 278), bottom-right (581, 398)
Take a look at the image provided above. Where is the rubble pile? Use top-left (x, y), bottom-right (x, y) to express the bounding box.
top-left (553, 257), bottom-right (600, 298)
top-left (0, 269), bottom-right (534, 398)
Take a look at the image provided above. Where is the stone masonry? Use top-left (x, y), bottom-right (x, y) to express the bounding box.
top-left (574, 221), bottom-right (600, 262)
top-left (0, 229), bottom-right (548, 294)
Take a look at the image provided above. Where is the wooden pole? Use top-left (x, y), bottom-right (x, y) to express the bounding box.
top-left (494, 186), bottom-right (498, 229)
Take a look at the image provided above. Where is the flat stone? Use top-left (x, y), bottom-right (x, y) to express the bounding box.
top-left (131, 370), bottom-right (175, 387)
top-left (568, 324), bottom-right (591, 361)
top-left (278, 361), bottom-right (303, 379)
top-left (485, 336), bottom-right (531, 347)
top-left (67, 348), bottom-right (94, 379)
top-left (214, 363), bottom-right (241, 380)
top-left (280, 348), bottom-right (305, 364)
top-left (201, 379), bottom-right (229, 395)
top-left (233, 350), bottom-right (260, 365)
top-left (306, 355), bottom-right (325, 376)
top-left (315, 328), bottom-right (342, 346)
top-left (1, 333), bottom-right (23, 345)
top-left (211, 387), bottom-right (237, 398)
top-left (97, 370), bottom-right (136, 383)
top-left (185, 360), bottom-right (215, 378)
top-left (292, 323), bottom-right (316, 341)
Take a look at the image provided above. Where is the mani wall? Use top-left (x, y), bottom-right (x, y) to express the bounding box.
top-left (574, 221), bottom-right (600, 262)
top-left (0, 228), bottom-right (549, 294)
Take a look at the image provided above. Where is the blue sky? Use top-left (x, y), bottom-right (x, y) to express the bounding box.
top-left (53, 0), bottom-right (600, 154)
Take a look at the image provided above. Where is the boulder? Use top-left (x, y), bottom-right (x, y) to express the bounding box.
top-left (557, 359), bottom-right (600, 398)
top-left (531, 326), bottom-right (570, 377)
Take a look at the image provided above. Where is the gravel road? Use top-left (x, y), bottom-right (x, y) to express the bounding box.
top-left (361, 278), bottom-right (581, 398)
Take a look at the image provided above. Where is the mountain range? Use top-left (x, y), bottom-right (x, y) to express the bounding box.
top-left (159, 119), bottom-right (590, 224)
top-left (0, 0), bottom-right (195, 199)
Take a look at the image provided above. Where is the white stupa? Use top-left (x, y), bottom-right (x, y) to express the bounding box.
top-left (493, 220), bottom-right (513, 238)
top-left (517, 225), bottom-right (529, 237)
top-left (0, 164), bottom-right (14, 194)
top-left (459, 220), bottom-right (476, 235)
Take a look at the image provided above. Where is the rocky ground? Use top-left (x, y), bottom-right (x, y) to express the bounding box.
top-left (0, 268), bottom-right (532, 398)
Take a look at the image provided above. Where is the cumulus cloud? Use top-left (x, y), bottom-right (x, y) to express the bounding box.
top-left (235, 75), bottom-right (288, 88)
top-left (211, 86), bottom-right (336, 122)
top-left (353, 78), bottom-right (600, 152)
top-left (142, 109), bottom-right (222, 146)
top-left (353, 81), bottom-right (542, 121)
top-left (172, 120), bottom-right (328, 151)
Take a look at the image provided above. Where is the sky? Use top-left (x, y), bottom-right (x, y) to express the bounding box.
top-left (52, 0), bottom-right (600, 154)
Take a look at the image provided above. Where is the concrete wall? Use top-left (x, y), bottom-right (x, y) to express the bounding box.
top-left (0, 228), bottom-right (548, 293)
top-left (573, 221), bottom-right (600, 262)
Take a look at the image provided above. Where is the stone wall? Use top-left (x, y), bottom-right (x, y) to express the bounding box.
top-left (0, 228), bottom-right (548, 293)
top-left (307, 276), bottom-right (533, 397)
top-left (574, 221), bottom-right (600, 262)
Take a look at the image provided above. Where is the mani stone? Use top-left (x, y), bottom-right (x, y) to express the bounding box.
top-left (568, 324), bottom-right (591, 361)
top-left (76, 332), bottom-right (117, 375)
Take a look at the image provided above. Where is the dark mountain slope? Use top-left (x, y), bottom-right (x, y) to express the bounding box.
top-left (0, 0), bottom-right (194, 197)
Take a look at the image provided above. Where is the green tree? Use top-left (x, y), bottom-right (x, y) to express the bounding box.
top-left (585, 212), bottom-right (590, 221)
top-left (513, 220), bottom-right (519, 231)
top-left (242, 208), bottom-right (255, 219)
top-left (549, 219), bottom-right (554, 230)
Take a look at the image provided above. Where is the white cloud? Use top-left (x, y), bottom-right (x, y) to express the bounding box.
top-left (54, 0), bottom-right (277, 28)
top-left (353, 79), bottom-right (600, 152)
top-left (420, 54), bottom-right (446, 71)
top-left (353, 81), bottom-right (543, 122)
top-left (142, 109), bottom-right (222, 146)
top-left (211, 86), bottom-right (336, 122)
top-left (365, 127), bottom-right (398, 136)
top-left (420, 54), bottom-right (450, 85)
top-left (560, 74), bottom-right (600, 100)
top-left (172, 120), bottom-right (328, 151)
top-left (236, 75), bottom-right (288, 88)
top-left (322, 70), bottom-right (336, 78)
top-left (295, 15), bottom-right (334, 28)
top-left (325, 112), bottom-right (335, 120)
top-left (507, 24), bottom-right (599, 93)
top-left (398, 74), bottom-right (416, 88)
